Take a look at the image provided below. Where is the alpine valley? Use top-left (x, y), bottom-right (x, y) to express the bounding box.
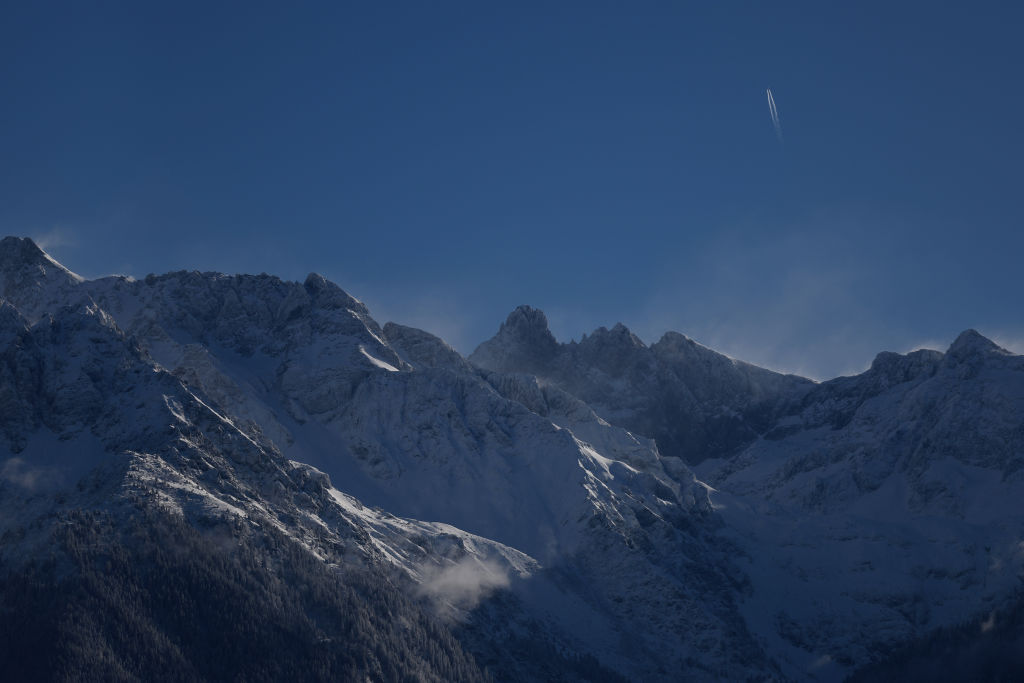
top-left (1, 235), bottom-right (1022, 682)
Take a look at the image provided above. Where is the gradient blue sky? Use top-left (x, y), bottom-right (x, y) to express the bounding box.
top-left (2, 2), bottom-right (1022, 378)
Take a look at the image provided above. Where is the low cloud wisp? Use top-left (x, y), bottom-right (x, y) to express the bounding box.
top-left (416, 557), bottom-right (511, 620)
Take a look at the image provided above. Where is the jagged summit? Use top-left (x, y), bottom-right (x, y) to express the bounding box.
top-left (0, 236), bottom-right (83, 281)
top-left (655, 330), bottom-right (695, 346)
top-left (471, 305), bottom-right (814, 464)
top-left (468, 305), bottom-right (559, 373)
top-left (3, 240), bottom-right (1024, 681)
top-left (504, 304), bottom-right (549, 328)
top-left (1, 236), bottom-right (89, 322)
top-left (651, 329), bottom-right (725, 361)
top-left (303, 272), bottom-right (368, 314)
top-left (858, 329), bottom-right (1006, 381)
top-left (580, 321), bottom-right (646, 350)
top-left (947, 328), bottom-right (1006, 358)
top-left (0, 235), bottom-right (46, 263)
top-left (867, 348), bottom-right (944, 381)
top-left (500, 305), bottom-right (558, 346)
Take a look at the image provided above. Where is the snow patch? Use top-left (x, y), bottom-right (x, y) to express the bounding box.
top-left (40, 247), bottom-right (85, 282)
top-left (0, 458), bottom-right (48, 490)
top-left (360, 345), bottom-right (400, 372)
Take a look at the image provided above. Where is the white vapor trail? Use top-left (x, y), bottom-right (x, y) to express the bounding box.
top-left (766, 88), bottom-right (782, 142)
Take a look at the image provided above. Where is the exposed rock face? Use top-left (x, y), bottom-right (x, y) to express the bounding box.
top-left (0, 238), bottom-right (766, 681)
top-left (471, 305), bottom-right (814, 464)
top-left (0, 236), bottom-right (87, 321)
top-left (469, 304), bottom-right (1024, 678)
top-left (694, 332), bottom-right (1024, 677)
top-left (3, 236), bottom-right (1024, 681)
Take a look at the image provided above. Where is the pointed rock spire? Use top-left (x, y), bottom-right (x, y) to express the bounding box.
top-left (469, 305), bottom-right (558, 373)
top-left (946, 329), bottom-right (1004, 360)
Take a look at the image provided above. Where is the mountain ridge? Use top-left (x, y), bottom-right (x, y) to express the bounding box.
top-left (471, 304), bottom-right (815, 465)
top-left (2, 235), bottom-right (1022, 681)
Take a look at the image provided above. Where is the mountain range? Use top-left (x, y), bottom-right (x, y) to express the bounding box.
top-left (1, 235), bottom-right (1021, 681)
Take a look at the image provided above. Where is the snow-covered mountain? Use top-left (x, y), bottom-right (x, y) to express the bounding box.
top-left (0, 237), bottom-right (762, 680)
top-left (2, 235), bottom-right (1022, 681)
top-left (693, 330), bottom-right (1024, 678)
top-left (471, 306), bottom-right (813, 464)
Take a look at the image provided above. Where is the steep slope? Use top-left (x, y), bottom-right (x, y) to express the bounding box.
top-left (696, 331), bottom-right (1024, 679)
top-left (0, 511), bottom-right (490, 683)
top-left (381, 324), bottom-right (774, 680)
top-left (0, 300), bottom-right (508, 680)
top-left (0, 236), bottom-right (87, 322)
top-left (846, 588), bottom-right (1024, 682)
top-left (0, 238), bottom-right (771, 680)
top-left (6, 236), bottom-right (1021, 681)
top-left (469, 303), bottom-right (1024, 680)
top-left (470, 305), bottom-right (813, 464)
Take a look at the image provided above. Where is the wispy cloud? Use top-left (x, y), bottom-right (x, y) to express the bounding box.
top-left (416, 557), bottom-right (511, 620)
top-left (629, 218), bottom-right (910, 380)
top-left (1, 457), bottom-right (60, 491)
top-left (31, 226), bottom-right (77, 252)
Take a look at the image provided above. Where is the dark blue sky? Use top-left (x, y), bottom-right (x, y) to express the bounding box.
top-left (2, 2), bottom-right (1022, 378)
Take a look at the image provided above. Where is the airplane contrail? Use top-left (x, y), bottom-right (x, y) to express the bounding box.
top-left (766, 88), bottom-right (783, 142)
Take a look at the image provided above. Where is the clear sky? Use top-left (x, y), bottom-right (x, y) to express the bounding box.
top-left (2, 2), bottom-right (1022, 379)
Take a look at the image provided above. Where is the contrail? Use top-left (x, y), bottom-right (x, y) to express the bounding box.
top-left (766, 88), bottom-right (782, 142)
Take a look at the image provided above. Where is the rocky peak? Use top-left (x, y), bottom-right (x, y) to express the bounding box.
top-left (0, 237), bottom-right (89, 322)
top-left (502, 305), bottom-right (557, 344)
top-left (582, 322), bottom-right (646, 351)
top-left (0, 236), bottom-right (81, 281)
top-left (303, 272), bottom-right (368, 314)
top-left (651, 330), bottom-right (711, 360)
top-left (946, 329), bottom-right (1005, 361)
top-left (0, 235), bottom-right (45, 262)
top-left (864, 348), bottom-right (944, 389)
top-left (469, 305), bottom-right (559, 373)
